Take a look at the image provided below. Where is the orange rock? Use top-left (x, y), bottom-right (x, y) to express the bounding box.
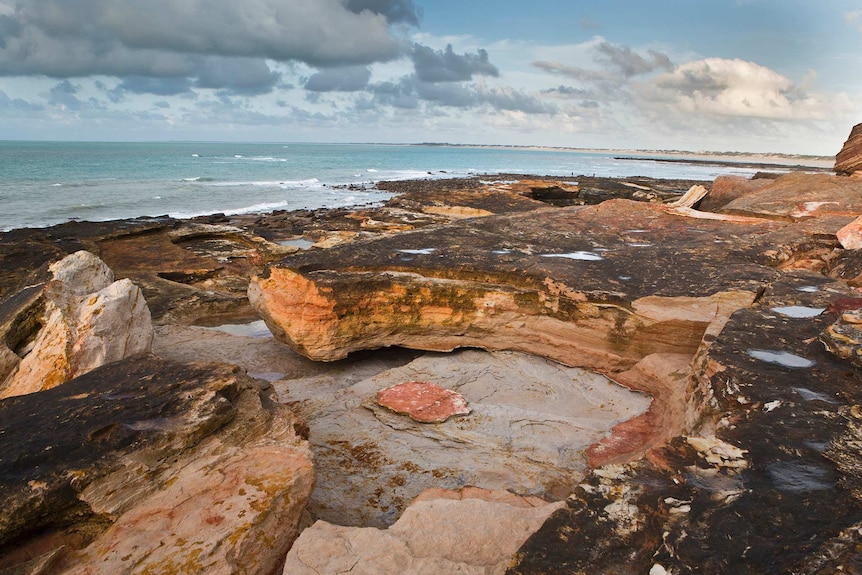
top-left (376, 381), bottom-right (471, 423)
top-left (835, 122), bottom-right (862, 175)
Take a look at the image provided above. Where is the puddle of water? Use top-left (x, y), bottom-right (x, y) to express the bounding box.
top-left (618, 276), bottom-right (632, 281)
top-left (541, 251), bottom-right (605, 261)
top-left (627, 243), bottom-right (652, 248)
top-left (772, 306), bottom-right (826, 318)
top-left (766, 461), bottom-right (834, 493)
top-left (747, 349), bottom-right (815, 369)
top-left (202, 320), bottom-right (273, 339)
top-left (279, 238), bottom-right (315, 250)
top-left (492, 249), bottom-right (512, 255)
top-left (396, 248), bottom-right (436, 255)
top-left (797, 286), bottom-right (821, 293)
top-left (792, 387), bottom-right (839, 404)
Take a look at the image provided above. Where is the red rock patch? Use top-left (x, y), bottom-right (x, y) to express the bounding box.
top-left (376, 381), bottom-right (471, 423)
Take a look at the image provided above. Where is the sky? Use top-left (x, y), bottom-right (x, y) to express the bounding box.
top-left (0, 0), bottom-right (860, 154)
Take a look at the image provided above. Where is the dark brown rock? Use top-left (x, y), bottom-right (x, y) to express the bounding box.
top-left (836, 122), bottom-right (862, 175)
top-left (0, 354), bottom-right (313, 575)
top-left (508, 275), bottom-right (862, 574)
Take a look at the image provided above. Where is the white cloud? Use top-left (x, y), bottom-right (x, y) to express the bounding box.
top-left (639, 58), bottom-right (831, 120)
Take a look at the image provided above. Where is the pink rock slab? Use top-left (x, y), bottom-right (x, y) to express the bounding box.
top-left (376, 381), bottom-right (471, 423)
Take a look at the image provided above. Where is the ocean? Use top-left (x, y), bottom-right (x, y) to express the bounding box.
top-left (0, 141), bottom-right (769, 232)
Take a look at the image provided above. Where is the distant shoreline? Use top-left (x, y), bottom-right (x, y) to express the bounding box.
top-left (408, 142), bottom-right (834, 169)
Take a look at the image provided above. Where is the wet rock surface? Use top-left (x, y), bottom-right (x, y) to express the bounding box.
top-left (509, 274), bottom-right (862, 574)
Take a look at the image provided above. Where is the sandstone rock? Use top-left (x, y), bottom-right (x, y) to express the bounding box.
top-left (0, 354), bottom-right (314, 575)
top-left (835, 122), bottom-right (862, 175)
top-left (376, 381), bottom-right (471, 423)
top-left (837, 214), bottom-right (862, 250)
top-left (274, 348), bottom-right (650, 527)
top-left (720, 172), bottom-right (862, 221)
top-left (698, 175), bottom-right (771, 212)
top-left (250, 200), bottom-right (779, 369)
top-left (282, 487), bottom-right (566, 575)
top-left (0, 251), bottom-right (154, 399)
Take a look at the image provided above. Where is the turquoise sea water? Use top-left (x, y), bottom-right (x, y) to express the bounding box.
top-left (0, 141), bottom-right (762, 231)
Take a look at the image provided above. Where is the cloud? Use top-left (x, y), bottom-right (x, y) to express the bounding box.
top-left (305, 66), bottom-right (372, 92)
top-left (640, 58), bottom-right (829, 120)
top-left (346, 0), bottom-right (421, 26)
top-left (594, 42), bottom-right (673, 77)
top-left (0, 0), bottom-right (413, 81)
top-left (532, 41), bottom-right (672, 88)
top-left (195, 58), bottom-right (281, 95)
top-left (114, 76), bottom-right (194, 97)
top-left (412, 44), bottom-right (499, 83)
top-left (477, 86), bottom-right (557, 114)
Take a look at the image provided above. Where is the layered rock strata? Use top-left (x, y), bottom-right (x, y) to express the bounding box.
top-left (0, 354), bottom-right (314, 575)
top-left (835, 122), bottom-right (862, 175)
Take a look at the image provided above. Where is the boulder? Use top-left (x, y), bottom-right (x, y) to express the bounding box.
top-left (0, 354), bottom-right (314, 575)
top-left (698, 175), bottom-right (771, 212)
top-left (282, 487), bottom-right (566, 575)
top-left (0, 251), bottom-right (154, 399)
top-left (835, 122), bottom-right (862, 175)
top-left (719, 172), bottom-right (862, 220)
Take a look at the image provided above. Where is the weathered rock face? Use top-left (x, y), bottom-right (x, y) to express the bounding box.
top-left (250, 200), bottom-right (781, 369)
top-left (0, 251), bottom-right (154, 399)
top-left (282, 487), bottom-right (566, 575)
top-left (508, 274), bottom-right (862, 574)
top-left (0, 354), bottom-right (314, 575)
top-left (835, 122), bottom-right (862, 175)
top-left (274, 349), bottom-right (650, 527)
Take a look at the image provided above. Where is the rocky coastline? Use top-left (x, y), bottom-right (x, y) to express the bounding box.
top-left (2, 125), bottom-right (862, 574)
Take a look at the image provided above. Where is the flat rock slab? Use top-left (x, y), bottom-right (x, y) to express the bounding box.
top-left (376, 381), bottom-right (471, 423)
top-left (283, 488), bottom-right (566, 575)
top-left (508, 274), bottom-right (862, 574)
top-left (274, 348), bottom-right (650, 527)
top-left (0, 353), bottom-right (313, 575)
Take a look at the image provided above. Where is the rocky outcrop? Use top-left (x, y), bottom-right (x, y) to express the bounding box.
top-left (698, 174), bottom-right (771, 212)
top-left (0, 354), bottom-right (314, 575)
top-left (835, 122), bottom-right (862, 175)
top-left (720, 172), bottom-right (862, 220)
top-left (0, 251), bottom-right (154, 398)
top-left (282, 487), bottom-right (566, 575)
top-left (508, 274), bottom-right (862, 574)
